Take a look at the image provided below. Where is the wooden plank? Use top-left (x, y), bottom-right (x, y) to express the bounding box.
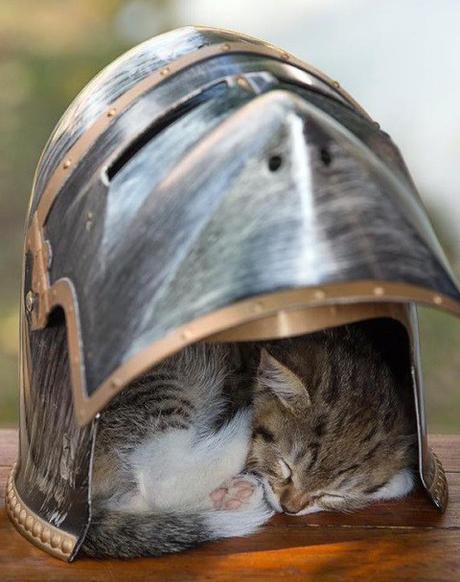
top-left (0, 429), bottom-right (18, 467)
top-left (1, 430), bottom-right (459, 580)
top-left (1, 517), bottom-right (459, 581)
top-left (0, 466), bottom-right (10, 499)
top-left (430, 435), bottom-right (460, 473)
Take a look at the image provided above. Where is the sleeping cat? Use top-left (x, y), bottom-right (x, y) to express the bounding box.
top-left (249, 319), bottom-right (417, 515)
top-left (83, 319), bottom-right (417, 558)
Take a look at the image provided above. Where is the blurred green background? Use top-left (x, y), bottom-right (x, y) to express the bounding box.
top-left (0, 1), bottom-right (459, 431)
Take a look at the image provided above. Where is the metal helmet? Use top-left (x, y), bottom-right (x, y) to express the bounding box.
top-left (7, 26), bottom-right (460, 561)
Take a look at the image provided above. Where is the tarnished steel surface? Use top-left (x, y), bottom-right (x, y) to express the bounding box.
top-left (43, 87), bottom-right (460, 401)
top-left (31, 26), bottom-right (360, 216)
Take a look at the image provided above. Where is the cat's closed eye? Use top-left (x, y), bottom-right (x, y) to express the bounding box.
top-left (309, 492), bottom-right (346, 507)
top-left (314, 493), bottom-right (345, 502)
top-left (278, 459), bottom-right (292, 483)
top-left (315, 493), bottom-right (354, 511)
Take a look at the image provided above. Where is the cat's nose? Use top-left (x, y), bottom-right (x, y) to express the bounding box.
top-left (280, 499), bottom-right (304, 514)
top-left (280, 502), bottom-right (295, 514)
top-left (280, 489), bottom-right (307, 514)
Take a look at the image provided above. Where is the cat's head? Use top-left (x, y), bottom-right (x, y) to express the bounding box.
top-left (247, 340), bottom-right (417, 515)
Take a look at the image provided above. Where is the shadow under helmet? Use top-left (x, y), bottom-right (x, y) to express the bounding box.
top-left (6, 26), bottom-right (460, 561)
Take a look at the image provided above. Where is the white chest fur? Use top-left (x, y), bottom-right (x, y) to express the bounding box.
top-left (127, 409), bottom-right (253, 511)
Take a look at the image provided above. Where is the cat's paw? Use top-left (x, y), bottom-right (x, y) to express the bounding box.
top-left (210, 474), bottom-right (263, 511)
top-left (205, 474), bottom-right (274, 537)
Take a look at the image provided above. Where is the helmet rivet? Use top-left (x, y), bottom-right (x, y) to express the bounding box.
top-left (280, 51), bottom-right (290, 60)
top-left (61, 538), bottom-right (73, 554)
top-left (86, 211), bottom-right (94, 231)
top-left (159, 67), bottom-right (170, 77)
top-left (107, 108), bottom-right (116, 118)
top-left (221, 43), bottom-right (231, 51)
top-left (433, 295), bottom-right (443, 305)
top-left (332, 80), bottom-right (340, 89)
top-left (373, 286), bottom-right (385, 296)
top-left (41, 527), bottom-right (51, 544)
top-left (181, 329), bottom-right (193, 341)
top-left (25, 290), bottom-right (35, 312)
top-left (63, 159), bottom-right (72, 169)
top-left (236, 76), bottom-right (250, 90)
top-left (32, 521), bottom-right (43, 537)
top-left (110, 377), bottom-right (122, 390)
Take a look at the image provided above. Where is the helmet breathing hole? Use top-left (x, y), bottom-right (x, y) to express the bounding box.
top-left (320, 147), bottom-right (332, 166)
top-left (268, 155), bottom-right (282, 172)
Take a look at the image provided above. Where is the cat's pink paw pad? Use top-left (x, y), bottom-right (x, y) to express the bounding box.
top-left (233, 480), bottom-right (253, 490)
top-left (210, 476), bottom-right (258, 510)
top-left (238, 488), bottom-right (253, 500)
top-left (224, 498), bottom-right (242, 510)
top-left (210, 488), bottom-right (227, 503)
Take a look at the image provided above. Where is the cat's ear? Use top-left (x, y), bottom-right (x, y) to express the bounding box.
top-left (257, 349), bottom-right (311, 413)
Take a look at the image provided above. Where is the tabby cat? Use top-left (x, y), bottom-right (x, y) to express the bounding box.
top-left (249, 319), bottom-right (417, 515)
top-left (83, 319), bottom-right (417, 558)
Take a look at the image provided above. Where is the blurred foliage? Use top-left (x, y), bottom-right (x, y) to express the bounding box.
top-left (0, 1), bottom-right (459, 432)
top-left (0, 0), bottom-right (130, 425)
top-left (419, 307), bottom-right (460, 433)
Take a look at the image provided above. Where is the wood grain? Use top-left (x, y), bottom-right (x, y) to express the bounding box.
top-left (1, 431), bottom-right (459, 580)
top-left (429, 435), bottom-right (460, 473)
top-left (0, 430), bottom-right (18, 468)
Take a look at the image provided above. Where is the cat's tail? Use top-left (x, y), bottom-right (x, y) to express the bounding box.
top-left (82, 492), bottom-right (273, 558)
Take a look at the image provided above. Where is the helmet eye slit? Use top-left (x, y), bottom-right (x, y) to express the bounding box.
top-left (106, 81), bottom-right (228, 182)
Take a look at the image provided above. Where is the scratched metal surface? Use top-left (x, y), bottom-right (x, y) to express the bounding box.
top-left (40, 76), bottom-right (460, 398)
top-left (31, 26), bottom-right (264, 210)
top-left (15, 255), bottom-right (95, 556)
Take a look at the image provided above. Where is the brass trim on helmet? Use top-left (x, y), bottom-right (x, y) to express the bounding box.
top-left (427, 449), bottom-right (449, 512)
top-left (34, 36), bottom-right (370, 227)
top-left (26, 214), bottom-right (51, 329)
top-left (25, 210), bottom-right (84, 401)
top-left (207, 302), bottom-right (409, 342)
top-left (5, 464), bottom-right (77, 561)
top-left (25, 277), bottom-right (457, 426)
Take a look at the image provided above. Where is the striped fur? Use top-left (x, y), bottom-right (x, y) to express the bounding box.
top-left (247, 319), bottom-right (418, 515)
top-left (84, 343), bottom-right (272, 558)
